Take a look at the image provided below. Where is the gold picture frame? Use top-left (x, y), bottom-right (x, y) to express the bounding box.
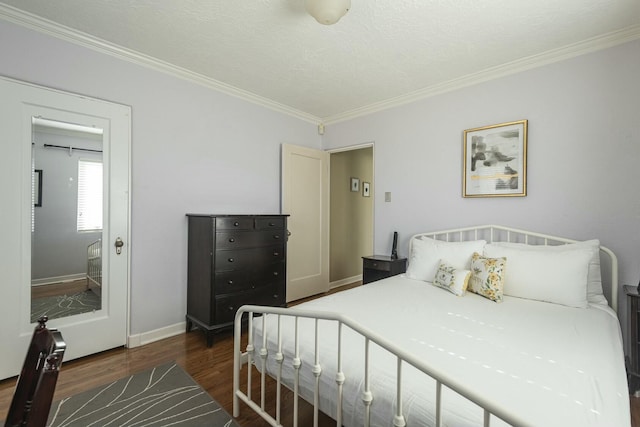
top-left (463, 120), bottom-right (528, 198)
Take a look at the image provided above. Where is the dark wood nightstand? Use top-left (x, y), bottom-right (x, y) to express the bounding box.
top-left (362, 255), bottom-right (407, 284)
top-left (625, 284), bottom-right (640, 394)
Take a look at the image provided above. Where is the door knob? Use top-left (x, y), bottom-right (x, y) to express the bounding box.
top-left (115, 237), bottom-right (124, 255)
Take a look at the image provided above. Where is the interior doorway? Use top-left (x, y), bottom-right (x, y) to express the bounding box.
top-left (281, 143), bottom-right (374, 302)
top-left (328, 145), bottom-right (374, 289)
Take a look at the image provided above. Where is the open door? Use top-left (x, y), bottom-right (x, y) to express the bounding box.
top-left (281, 144), bottom-right (329, 302)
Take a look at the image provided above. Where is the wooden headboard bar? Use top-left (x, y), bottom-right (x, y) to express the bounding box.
top-left (410, 224), bottom-right (619, 313)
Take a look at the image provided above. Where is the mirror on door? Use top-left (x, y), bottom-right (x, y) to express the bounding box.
top-left (31, 117), bottom-right (104, 322)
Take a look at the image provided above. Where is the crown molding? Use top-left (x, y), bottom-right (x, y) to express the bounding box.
top-left (2, 4), bottom-right (638, 128)
top-left (322, 24), bottom-right (640, 125)
top-left (0, 4), bottom-right (321, 124)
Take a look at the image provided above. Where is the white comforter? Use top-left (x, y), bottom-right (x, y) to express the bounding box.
top-left (253, 275), bottom-right (630, 427)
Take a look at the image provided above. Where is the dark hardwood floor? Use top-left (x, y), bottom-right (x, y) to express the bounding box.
top-left (0, 282), bottom-right (362, 426)
top-left (1, 279), bottom-right (638, 426)
top-left (31, 279), bottom-right (87, 299)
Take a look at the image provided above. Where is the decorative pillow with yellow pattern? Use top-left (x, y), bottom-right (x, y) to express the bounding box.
top-left (433, 260), bottom-right (471, 296)
top-left (468, 252), bottom-right (507, 303)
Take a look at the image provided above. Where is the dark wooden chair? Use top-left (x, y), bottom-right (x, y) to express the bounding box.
top-left (4, 316), bottom-right (66, 427)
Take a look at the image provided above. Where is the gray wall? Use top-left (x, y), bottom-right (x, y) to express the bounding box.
top-left (32, 128), bottom-right (102, 281)
top-left (322, 39), bottom-right (640, 352)
top-left (0, 19), bottom-right (320, 334)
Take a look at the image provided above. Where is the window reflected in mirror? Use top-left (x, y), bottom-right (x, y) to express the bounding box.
top-left (31, 117), bottom-right (104, 322)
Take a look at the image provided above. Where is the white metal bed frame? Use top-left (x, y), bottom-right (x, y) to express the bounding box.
top-left (232, 225), bottom-right (619, 427)
top-left (86, 238), bottom-right (102, 296)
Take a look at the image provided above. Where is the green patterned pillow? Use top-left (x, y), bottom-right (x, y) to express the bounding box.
top-left (468, 252), bottom-right (507, 303)
top-left (433, 260), bottom-right (471, 296)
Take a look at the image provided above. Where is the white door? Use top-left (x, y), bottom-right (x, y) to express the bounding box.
top-left (281, 144), bottom-right (329, 302)
top-left (0, 77), bottom-right (130, 380)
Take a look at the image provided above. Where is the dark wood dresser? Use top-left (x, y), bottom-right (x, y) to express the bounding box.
top-left (186, 214), bottom-right (288, 346)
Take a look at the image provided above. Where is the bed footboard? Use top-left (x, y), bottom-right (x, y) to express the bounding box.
top-left (233, 305), bottom-right (532, 427)
top-left (86, 238), bottom-right (102, 296)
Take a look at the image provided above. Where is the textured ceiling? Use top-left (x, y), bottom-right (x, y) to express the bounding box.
top-left (1, 0), bottom-right (639, 122)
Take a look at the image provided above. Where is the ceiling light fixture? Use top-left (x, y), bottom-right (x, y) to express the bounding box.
top-left (305, 0), bottom-right (351, 25)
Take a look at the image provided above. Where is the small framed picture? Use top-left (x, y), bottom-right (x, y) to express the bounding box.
top-left (34, 169), bottom-right (42, 207)
top-left (350, 177), bottom-right (359, 192)
top-left (463, 119), bottom-right (528, 198)
top-left (362, 182), bottom-right (370, 197)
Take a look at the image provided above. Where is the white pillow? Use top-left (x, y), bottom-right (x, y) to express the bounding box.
top-left (490, 240), bottom-right (606, 305)
top-left (406, 237), bottom-right (486, 282)
top-left (433, 260), bottom-right (470, 297)
top-left (483, 243), bottom-right (592, 308)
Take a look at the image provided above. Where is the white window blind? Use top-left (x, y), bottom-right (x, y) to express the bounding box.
top-left (77, 159), bottom-right (103, 232)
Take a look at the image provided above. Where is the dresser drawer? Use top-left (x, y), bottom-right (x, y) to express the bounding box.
top-left (255, 216), bottom-right (286, 230)
top-left (215, 217), bottom-right (254, 230)
top-left (215, 262), bottom-right (285, 294)
top-left (216, 230), bottom-right (286, 249)
top-left (215, 288), bottom-right (285, 324)
top-left (215, 245), bottom-right (285, 270)
top-left (363, 258), bottom-right (391, 272)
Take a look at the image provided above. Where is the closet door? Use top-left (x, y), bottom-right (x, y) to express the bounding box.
top-left (0, 77), bottom-right (130, 379)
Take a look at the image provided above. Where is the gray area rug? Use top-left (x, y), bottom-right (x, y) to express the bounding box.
top-left (47, 362), bottom-right (240, 427)
top-left (31, 290), bottom-right (101, 323)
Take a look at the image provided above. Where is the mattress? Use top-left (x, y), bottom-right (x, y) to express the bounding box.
top-left (253, 275), bottom-right (630, 427)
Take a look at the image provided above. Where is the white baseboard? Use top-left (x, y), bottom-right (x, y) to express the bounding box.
top-left (127, 276), bottom-right (362, 348)
top-left (127, 321), bottom-right (185, 348)
top-left (31, 273), bottom-right (86, 286)
top-left (330, 274), bottom-right (362, 290)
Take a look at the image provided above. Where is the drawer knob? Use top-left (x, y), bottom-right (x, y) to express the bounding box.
top-left (273, 235), bottom-right (280, 240)
top-left (372, 263), bottom-right (378, 267)
top-left (228, 258), bottom-right (234, 263)
top-left (234, 221), bottom-right (239, 227)
top-left (273, 271), bottom-right (279, 276)
top-left (228, 306), bottom-right (235, 311)
top-left (273, 251), bottom-right (279, 256)
top-left (269, 222), bottom-right (275, 226)
top-left (228, 237), bottom-right (235, 243)
top-left (227, 280), bottom-right (233, 285)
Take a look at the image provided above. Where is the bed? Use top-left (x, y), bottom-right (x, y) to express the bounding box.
top-left (86, 238), bottom-right (102, 297)
top-left (232, 225), bottom-right (630, 427)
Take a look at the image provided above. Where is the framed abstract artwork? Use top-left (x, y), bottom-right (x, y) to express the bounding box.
top-left (463, 120), bottom-right (528, 198)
